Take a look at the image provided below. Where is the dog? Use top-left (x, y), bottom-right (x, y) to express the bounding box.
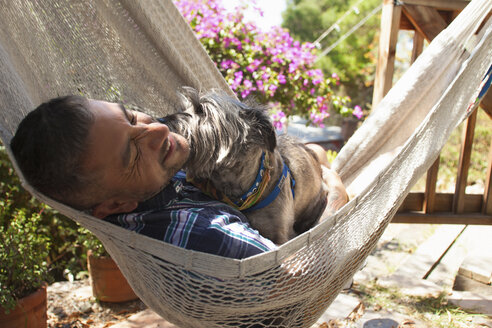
top-left (161, 87), bottom-right (329, 244)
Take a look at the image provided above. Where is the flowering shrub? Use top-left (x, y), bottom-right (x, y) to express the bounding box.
top-left (175, 0), bottom-right (362, 128)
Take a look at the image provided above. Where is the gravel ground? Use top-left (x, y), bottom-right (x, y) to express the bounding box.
top-left (47, 279), bottom-right (146, 328)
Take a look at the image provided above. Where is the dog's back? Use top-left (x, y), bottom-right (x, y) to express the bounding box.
top-left (277, 135), bottom-right (328, 235)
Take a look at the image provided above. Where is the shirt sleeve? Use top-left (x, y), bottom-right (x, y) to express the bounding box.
top-left (106, 203), bottom-right (278, 259)
top-left (164, 207), bottom-right (278, 259)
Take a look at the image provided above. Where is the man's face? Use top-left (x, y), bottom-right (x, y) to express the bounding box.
top-left (83, 100), bottom-right (190, 217)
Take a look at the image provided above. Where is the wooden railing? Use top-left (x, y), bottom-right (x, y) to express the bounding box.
top-left (372, 0), bottom-right (492, 224)
top-left (394, 105), bottom-right (492, 225)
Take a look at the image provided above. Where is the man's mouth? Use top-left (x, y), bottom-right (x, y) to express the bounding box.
top-left (161, 135), bottom-right (174, 165)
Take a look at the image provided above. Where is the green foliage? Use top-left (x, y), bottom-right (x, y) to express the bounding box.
top-left (0, 144), bottom-right (92, 284)
top-left (439, 109), bottom-right (492, 190)
top-left (281, 0), bottom-right (325, 42)
top-left (0, 206), bottom-right (50, 312)
top-left (326, 149), bottom-right (338, 164)
top-left (283, 0), bottom-right (381, 109)
top-left (76, 227), bottom-right (108, 258)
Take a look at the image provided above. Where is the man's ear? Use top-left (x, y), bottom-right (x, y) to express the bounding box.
top-left (92, 199), bottom-right (139, 219)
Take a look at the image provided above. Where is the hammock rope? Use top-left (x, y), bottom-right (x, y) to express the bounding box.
top-left (0, 0), bottom-right (490, 327)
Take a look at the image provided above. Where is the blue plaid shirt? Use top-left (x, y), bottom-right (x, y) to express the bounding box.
top-left (105, 171), bottom-right (277, 259)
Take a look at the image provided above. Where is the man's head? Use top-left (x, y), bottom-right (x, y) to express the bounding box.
top-left (11, 96), bottom-right (190, 218)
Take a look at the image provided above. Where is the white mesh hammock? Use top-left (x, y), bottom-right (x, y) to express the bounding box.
top-left (0, 0), bottom-right (490, 327)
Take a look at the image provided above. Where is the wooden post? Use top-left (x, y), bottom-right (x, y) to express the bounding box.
top-left (483, 137), bottom-right (492, 215)
top-left (453, 110), bottom-right (477, 214)
top-left (411, 31), bottom-right (424, 63)
top-left (372, 0), bottom-right (402, 109)
top-left (424, 157), bottom-right (440, 213)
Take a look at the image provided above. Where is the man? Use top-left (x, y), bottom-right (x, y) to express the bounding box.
top-left (11, 95), bottom-right (347, 259)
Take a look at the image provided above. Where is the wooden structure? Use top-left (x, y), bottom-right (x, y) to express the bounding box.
top-left (372, 0), bottom-right (492, 225)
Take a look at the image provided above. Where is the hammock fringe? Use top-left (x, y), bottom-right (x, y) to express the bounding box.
top-left (0, 0), bottom-right (490, 326)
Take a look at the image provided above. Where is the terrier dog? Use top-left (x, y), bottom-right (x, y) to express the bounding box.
top-left (161, 88), bottom-right (329, 245)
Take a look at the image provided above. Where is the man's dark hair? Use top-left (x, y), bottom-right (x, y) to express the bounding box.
top-left (11, 95), bottom-right (96, 210)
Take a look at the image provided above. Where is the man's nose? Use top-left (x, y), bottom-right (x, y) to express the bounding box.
top-left (144, 123), bottom-right (169, 151)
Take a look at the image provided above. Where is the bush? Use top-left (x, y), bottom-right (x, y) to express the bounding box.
top-left (0, 144), bottom-right (88, 283)
top-left (175, 0), bottom-right (363, 129)
top-left (76, 227), bottom-right (108, 258)
top-left (0, 206), bottom-right (50, 312)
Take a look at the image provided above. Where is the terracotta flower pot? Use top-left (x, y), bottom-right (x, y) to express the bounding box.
top-left (87, 250), bottom-right (138, 302)
top-left (0, 284), bottom-right (47, 328)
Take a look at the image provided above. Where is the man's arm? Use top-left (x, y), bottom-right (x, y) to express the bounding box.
top-left (195, 210), bottom-right (278, 259)
top-left (107, 204), bottom-right (277, 259)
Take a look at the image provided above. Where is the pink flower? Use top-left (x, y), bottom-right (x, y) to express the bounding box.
top-left (243, 79), bottom-right (253, 89)
top-left (288, 63), bottom-right (297, 74)
top-left (256, 80), bottom-right (264, 91)
top-left (220, 59), bottom-right (236, 70)
top-left (271, 110), bottom-right (286, 130)
top-left (234, 71), bottom-right (243, 83)
top-left (241, 89), bottom-right (251, 98)
top-left (353, 105), bottom-right (363, 119)
top-left (278, 74), bottom-right (286, 84)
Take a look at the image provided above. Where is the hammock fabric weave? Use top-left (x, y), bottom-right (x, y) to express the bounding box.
top-left (0, 0), bottom-right (490, 327)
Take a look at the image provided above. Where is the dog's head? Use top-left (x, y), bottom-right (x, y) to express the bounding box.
top-left (178, 87), bottom-right (276, 152)
top-left (169, 88), bottom-right (277, 179)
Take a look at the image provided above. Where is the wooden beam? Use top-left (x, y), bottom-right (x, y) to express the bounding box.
top-left (372, 0), bottom-right (402, 109)
top-left (423, 157), bottom-right (440, 213)
top-left (411, 31), bottom-right (425, 63)
top-left (402, 4), bottom-right (448, 42)
top-left (400, 12), bottom-right (415, 30)
top-left (393, 213), bottom-right (492, 225)
top-left (400, 0), bottom-right (470, 11)
top-left (453, 110), bottom-right (477, 213)
top-left (399, 192), bottom-right (483, 213)
top-left (483, 138), bottom-right (492, 215)
top-left (437, 10), bottom-right (459, 25)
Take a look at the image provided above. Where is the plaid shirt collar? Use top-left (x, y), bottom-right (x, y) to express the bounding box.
top-left (134, 171), bottom-right (188, 212)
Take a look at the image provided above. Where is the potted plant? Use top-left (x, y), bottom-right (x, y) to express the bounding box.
top-left (77, 228), bottom-right (138, 303)
top-left (0, 205), bottom-right (50, 328)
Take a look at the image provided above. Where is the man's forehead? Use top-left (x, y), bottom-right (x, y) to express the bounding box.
top-left (88, 99), bottom-right (134, 121)
top-left (82, 100), bottom-right (128, 172)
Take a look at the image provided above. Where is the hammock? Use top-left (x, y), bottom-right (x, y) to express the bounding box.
top-left (0, 0), bottom-right (490, 326)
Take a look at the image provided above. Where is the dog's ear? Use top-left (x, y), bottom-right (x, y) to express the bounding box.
top-left (241, 106), bottom-right (277, 152)
top-left (177, 87), bottom-right (204, 114)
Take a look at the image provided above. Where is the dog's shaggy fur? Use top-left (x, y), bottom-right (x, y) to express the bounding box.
top-left (163, 88), bottom-right (328, 244)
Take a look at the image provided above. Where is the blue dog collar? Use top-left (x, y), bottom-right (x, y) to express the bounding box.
top-left (237, 152), bottom-right (269, 204)
top-left (244, 157), bottom-right (295, 213)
